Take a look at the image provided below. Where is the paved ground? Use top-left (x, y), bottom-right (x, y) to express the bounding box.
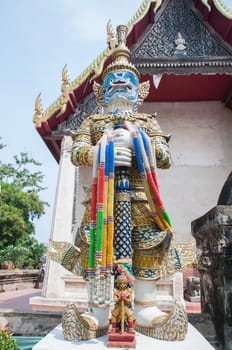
top-left (0, 289), bottom-right (41, 312)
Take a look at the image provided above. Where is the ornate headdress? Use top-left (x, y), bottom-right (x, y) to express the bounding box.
top-left (102, 25), bottom-right (140, 80)
top-left (93, 24), bottom-right (150, 107)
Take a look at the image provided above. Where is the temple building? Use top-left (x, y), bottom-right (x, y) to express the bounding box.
top-left (31, 0), bottom-right (232, 314)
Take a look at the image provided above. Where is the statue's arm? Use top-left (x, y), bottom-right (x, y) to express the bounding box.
top-left (71, 116), bottom-right (94, 167)
top-left (148, 115), bottom-right (171, 169)
top-left (125, 289), bottom-right (132, 305)
top-left (113, 289), bottom-right (120, 303)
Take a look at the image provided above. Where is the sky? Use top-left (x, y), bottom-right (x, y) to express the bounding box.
top-left (0, 0), bottom-right (142, 243)
top-left (1, 0), bottom-right (231, 244)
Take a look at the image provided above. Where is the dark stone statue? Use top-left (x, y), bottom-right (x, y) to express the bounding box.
top-left (217, 172), bottom-right (232, 205)
top-left (192, 206), bottom-right (232, 350)
top-left (184, 276), bottom-right (200, 302)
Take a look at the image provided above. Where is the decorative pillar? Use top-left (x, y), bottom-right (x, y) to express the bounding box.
top-left (30, 136), bottom-right (88, 311)
top-left (192, 205), bottom-right (232, 350)
top-left (43, 136), bottom-right (75, 299)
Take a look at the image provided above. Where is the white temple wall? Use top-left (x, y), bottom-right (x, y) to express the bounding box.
top-left (141, 101), bottom-right (232, 243)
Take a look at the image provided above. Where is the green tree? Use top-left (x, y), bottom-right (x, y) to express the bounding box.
top-left (0, 140), bottom-right (48, 268)
top-left (0, 236), bottom-right (46, 269)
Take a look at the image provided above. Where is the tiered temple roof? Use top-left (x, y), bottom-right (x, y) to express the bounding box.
top-left (33, 0), bottom-right (232, 162)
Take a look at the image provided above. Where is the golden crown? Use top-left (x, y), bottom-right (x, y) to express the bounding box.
top-left (102, 24), bottom-right (140, 80)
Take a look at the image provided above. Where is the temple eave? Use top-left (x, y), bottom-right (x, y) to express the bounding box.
top-left (35, 72), bottom-right (231, 133)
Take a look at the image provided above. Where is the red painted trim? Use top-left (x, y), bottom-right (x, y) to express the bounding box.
top-left (194, 0), bottom-right (232, 45)
top-left (41, 120), bottom-right (51, 134)
top-left (127, 1), bottom-right (154, 47)
top-left (50, 139), bottom-right (61, 162)
top-left (147, 74), bottom-right (231, 102)
top-left (225, 22), bottom-right (232, 43)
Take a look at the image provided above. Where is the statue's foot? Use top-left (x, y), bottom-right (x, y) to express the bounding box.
top-left (135, 298), bottom-right (188, 341)
top-left (134, 302), bottom-right (167, 327)
top-left (62, 303), bottom-right (109, 341)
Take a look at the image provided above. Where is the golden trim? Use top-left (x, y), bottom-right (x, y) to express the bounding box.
top-left (33, 48), bottom-right (113, 126)
top-left (134, 276), bottom-right (159, 281)
top-left (33, 93), bottom-right (43, 125)
top-left (150, 314), bottom-right (168, 326)
top-left (134, 299), bottom-right (157, 307)
top-left (200, 0), bottom-right (232, 19)
top-left (33, 94), bottom-right (65, 127)
top-left (213, 0), bottom-right (232, 19)
top-left (102, 63), bottom-right (140, 81)
top-left (56, 64), bottom-right (71, 118)
top-left (127, 0), bottom-right (162, 33)
top-left (175, 239), bottom-right (197, 268)
top-left (96, 325), bottom-right (109, 338)
top-left (135, 298), bottom-right (188, 340)
top-left (133, 255), bottom-right (161, 268)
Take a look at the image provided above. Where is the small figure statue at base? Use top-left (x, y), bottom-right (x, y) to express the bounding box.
top-left (108, 274), bottom-right (136, 348)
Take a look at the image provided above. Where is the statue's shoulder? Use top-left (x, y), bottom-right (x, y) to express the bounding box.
top-left (76, 113), bottom-right (107, 122)
top-left (131, 112), bottom-right (157, 121)
top-left (85, 113), bottom-right (114, 125)
top-left (91, 113), bottom-right (110, 121)
top-left (134, 113), bottom-right (171, 140)
top-left (132, 112), bottom-right (161, 131)
top-left (70, 114), bottom-right (108, 137)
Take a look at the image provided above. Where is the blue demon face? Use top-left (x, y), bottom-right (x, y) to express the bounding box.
top-left (103, 71), bottom-right (139, 105)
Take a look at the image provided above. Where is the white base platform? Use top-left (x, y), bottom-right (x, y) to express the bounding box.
top-left (33, 323), bottom-right (214, 350)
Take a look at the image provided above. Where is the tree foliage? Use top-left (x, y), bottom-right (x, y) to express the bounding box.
top-left (0, 325), bottom-right (18, 350)
top-left (0, 236), bottom-right (46, 269)
top-left (0, 139), bottom-right (48, 268)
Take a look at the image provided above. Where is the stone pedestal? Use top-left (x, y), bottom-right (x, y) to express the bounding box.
top-left (41, 136), bottom-right (76, 302)
top-left (32, 323), bottom-right (214, 350)
top-left (31, 274), bottom-right (182, 313)
top-left (184, 292), bottom-right (200, 303)
top-left (30, 276), bottom-right (88, 312)
top-left (192, 205), bottom-right (232, 350)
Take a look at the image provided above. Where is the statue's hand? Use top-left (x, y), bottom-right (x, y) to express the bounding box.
top-left (113, 128), bottom-right (133, 167)
top-left (112, 128), bottom-right (133, 150)
top-left (114, 147), bottom-right (132, 167)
